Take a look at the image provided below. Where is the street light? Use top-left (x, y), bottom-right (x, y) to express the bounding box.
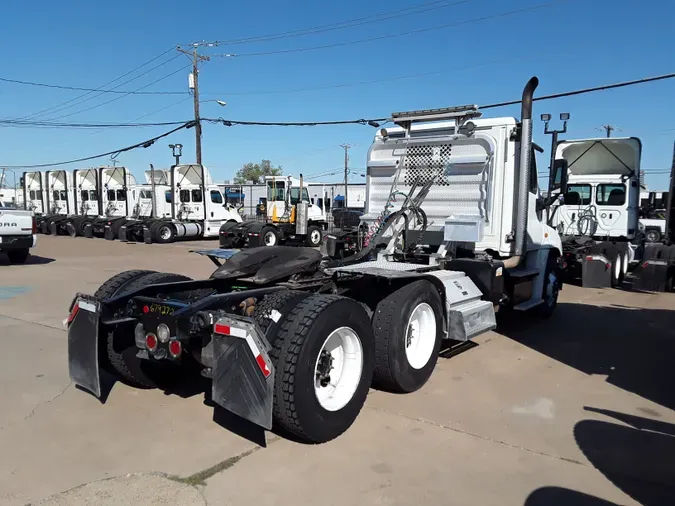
top-left (169, 143), bottom-right (183, 166)
top-left (200, 100), bottom-right (227, 107)
top-left (541, 112), bottom-right (570, 196)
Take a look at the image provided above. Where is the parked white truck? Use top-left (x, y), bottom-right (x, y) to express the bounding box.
top-left (67, 76), bottom-right (565, 445)
top-left (118, 164), bottom-right (242, 243)
top-left (547, 137), bottom-right (642, 288)
top-left (0, 200), bottom-right (37, 264)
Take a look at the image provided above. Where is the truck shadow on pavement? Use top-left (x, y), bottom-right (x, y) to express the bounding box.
top-left (525, 408), bottom-right (675, 506)
top-left (499, 302), bottom-right (675, 412)
top-left (0, 254), bottom-right (55, 266)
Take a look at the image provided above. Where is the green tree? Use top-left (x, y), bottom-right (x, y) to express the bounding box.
top-left (234, 159), bottom-right (282, 184)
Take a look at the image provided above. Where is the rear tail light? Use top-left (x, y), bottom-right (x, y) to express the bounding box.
top-left (168, 340), bottom-right (182, 358)
top-left (145, 333), bottom-right (158, 352)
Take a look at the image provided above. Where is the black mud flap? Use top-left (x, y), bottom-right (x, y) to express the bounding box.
top-left (104, 225), bottom-right (115, 240)
top-left (118, 224), bottom-right (129, 242)
top-left (49, 222), bottom-right (58, 235)
top-left (211, 315), bottom-right (274, 430)
top-left (581, 254), bottom-right (612, 288)
top-left (632, 260), bottom-right (670, 292)
top-left (143, 226), bottom-right (153, 244)
top-left (84, 223), bottom-right (94, 238)
top-left (67, 294), bottom-right (102, 398)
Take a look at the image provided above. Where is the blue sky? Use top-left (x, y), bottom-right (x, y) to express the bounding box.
top-left (1, 0), bottom-right (674, 189)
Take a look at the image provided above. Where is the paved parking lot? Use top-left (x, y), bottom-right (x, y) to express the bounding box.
top-left (1, 236), bottom-right (674, 505)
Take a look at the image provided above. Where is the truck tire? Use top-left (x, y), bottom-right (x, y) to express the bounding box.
top-left (260, 225), bottom-right (279, 246)
top-left (6, 248), bottom-right (30, 264)
top-left (103, 272), bottom-right (195, 388)
top-left (219, 220), bottom-right (239, 248)
top-left (110, 219), bottom-right (128, 239)
top-left (305, 225), bottom-right (323, 247)
top-left (151, 222), bottom-right (176, 244)
top-left (371, 280), bottom-right (443, 393)
top-left (252, 290), bottom-right (311, 340)
top-left (617, 244), bottom-right (629, 284)
top-left (645, 229), bottom-right (661, 243)
top-left (93, 270), bottom-right (158, 374)
top-left (270, 294), bottom-right (375, 443)
top-left (77, 218), bottom-right (93, 237)
top-left (535, 252), bottom-right (561, 318)
top-left (604, 245), bottom-right (621, 287)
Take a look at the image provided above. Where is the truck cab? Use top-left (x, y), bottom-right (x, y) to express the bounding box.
top-left (172, 164), bottom-right (242, 238)
top-left (550, 138), bottom-right (641, 240)
top-left (23, 171), bottom-right (45, 215)
top-left (45, 170), bottom-right (75, 216)
top-left (74, 169), bottom-right (101, 217)
top-left (265, 176), bottom-right (327, 222)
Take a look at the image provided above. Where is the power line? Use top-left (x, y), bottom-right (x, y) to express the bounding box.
top-left (0, 76), bottom-right (186, 95)
top-left (201, 53), bottom-right (540, 97)
top-left (481, 72), bottom-right (675, 109)
top-left (234, 0), bottom-right (567, 57)
top-left (208, 0), bottom-right (474, 46)
top-left (1, 121), bottom-right (195, 169)
top-left (205, 118), bottom-right (387, 127)
top-left (45, 63), bottom-right (191, 121)
top-left (14, 48), bottom-right (178, 121)
top-left (0, 119), bottom-right (189, 128)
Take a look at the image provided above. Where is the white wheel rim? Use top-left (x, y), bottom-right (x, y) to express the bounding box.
top-left (614, 255), bottom-right (621, 279)
top-left (313, 327), bottom-right (363, 412)
top-left (623, 252), bottom-right (629, 274)
top-left (160, 226), bottom-right (172, 240)
top-left (404, 303), bottom-right (437, 370)
top-left (264, 231), bottom-right (276, 245)
top-left (311, 229), bottom-right (321, 245)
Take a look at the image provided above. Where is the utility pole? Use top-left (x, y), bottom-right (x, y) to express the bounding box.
top-left (599, 124), bottom-right (617, 138)
top-left (340, 144), bottom-right (351, 209)
top-left (177, 45), bottom-right (210, 165)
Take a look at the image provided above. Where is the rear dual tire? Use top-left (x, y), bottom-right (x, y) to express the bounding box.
top-left (372, 280), bottom-right (443, 393)
top-left (94, 270), bottom-right (194, 388)
top-left (256, 293), bottom-right (375, 444)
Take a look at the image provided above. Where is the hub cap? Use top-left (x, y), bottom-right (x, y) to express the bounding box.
top-left (313, 327), bottom-right (363, 411)
top-left (310, 229), bottom-right (321, 245)
top-left (264, 231), bottom-right (277, 246)
top-left (614, 255), bottom-right (621, 279)
top-left (159, 226), bottom-right (172, 240)
top-left (404, 303), bottom-right (436, 370)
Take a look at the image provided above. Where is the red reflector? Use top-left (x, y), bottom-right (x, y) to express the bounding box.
top-left (168, 340), bottom-right (182, 357)
top-left (586, 256), bottom-right (593, 261)
top-left (255, 354), bottom-right (271, 378)
top-left (67, 304), bottom-right (80, 325)
top-left (146, 333), bottom-right (158, 351)
top-left (642, 262), bottom-right (650, 268)
top-left (214, 323), bottom-right (231, 335)
top-left (143, 305), bottom-right (150, 314)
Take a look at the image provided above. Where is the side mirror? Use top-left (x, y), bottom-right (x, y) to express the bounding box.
top-left (550, 159), bottom-right (568, 195)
